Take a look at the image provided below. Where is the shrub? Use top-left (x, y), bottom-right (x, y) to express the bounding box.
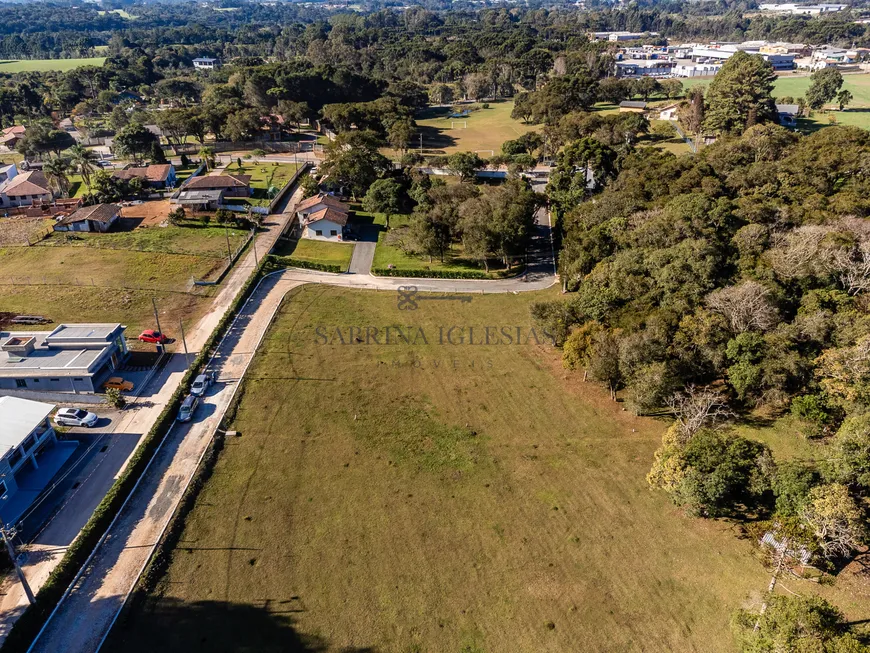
top-left (105, 388), bottom-right (127, 409)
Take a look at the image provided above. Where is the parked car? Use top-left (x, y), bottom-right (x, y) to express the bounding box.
top-left (103, 377), bottom-right (134, 391)
top-left (55, 407), bottom-right (99, 428)
top-left (139, 329), bottom-right (168, 344)
top-left (177, 394), bottom-right (198, 422)
top-left (190, 372), bottom-right (214, 397)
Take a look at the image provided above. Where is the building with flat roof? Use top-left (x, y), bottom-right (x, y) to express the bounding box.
top-left (0, 323), bottom-right (128, 394)
top-left (0, 396), bottom-right (76, 525)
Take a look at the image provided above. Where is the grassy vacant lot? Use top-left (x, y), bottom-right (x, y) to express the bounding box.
top-left (367, 209), bottom-right (513, 276)
top-left (106, 286), bottom-right (870, 653)
top-left (274, 237), bottom-right (355, 271)
top-left (0, 57), bottom-right (105, 73)
top-left (222, 162), bottom-right (301, 207)
top-left (42, 224), bottom-right (249, 258)
top-left (0, 224), bottom-right (242, 333)
top-left (416, 100), bottom-right (537, 155)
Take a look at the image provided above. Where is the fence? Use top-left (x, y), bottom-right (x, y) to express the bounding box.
top-left (172, 141), bottom-right (310, 155)
top-left (193, 229), bottom-right (253, 286)
top-left (0, 275), bottom-right (210, 295)
top-left (268, 161), bottom-right (312, 214)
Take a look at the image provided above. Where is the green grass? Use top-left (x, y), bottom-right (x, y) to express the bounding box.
top-left (41, 224), bottom-right (249, 258)
top-left (273, 237), bottom-right (354, 271)
top-left (0, 57), bottom-right (105, 73)
top-left (415, 100), bottom-right (538, 156)
top-left (221, 162), bottom-right (301, 207)
top-left (106, 285), bottom-right (870, 652)
top-left (367, 208), bottom-right (513, 276)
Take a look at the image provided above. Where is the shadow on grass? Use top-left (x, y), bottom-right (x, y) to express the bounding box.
top-left (105, 596), bottom-right (376, 653)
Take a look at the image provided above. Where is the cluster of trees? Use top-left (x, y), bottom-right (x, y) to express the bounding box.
top-left (532, 123), bottom-right (870, 568)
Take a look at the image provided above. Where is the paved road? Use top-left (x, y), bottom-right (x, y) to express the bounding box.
top-left (25, 192), bottom-right (556, 653)
top-left (0, 190), bottom-right (304, 649)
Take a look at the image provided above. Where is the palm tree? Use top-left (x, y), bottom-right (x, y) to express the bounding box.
top-left (69, 144), bottom-right (97, 192)
top-left (43, 157), bottom-right (71, 197)
top-left (198, 145), bottom-right (215, 171)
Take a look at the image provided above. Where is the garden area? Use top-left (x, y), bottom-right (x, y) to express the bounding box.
top-left (272, 237), bottom-right (354, 272)
top-left (220, 161), bottom-right (301, 207)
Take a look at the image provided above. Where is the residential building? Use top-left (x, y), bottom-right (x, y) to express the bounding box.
top-left (656, 103), bottom-right (680, 121)
top-left (193, 57), bottom-right (221, 70)
top-left (674, 62), bottom-right (723, 77)
top-left (0, 323), bottom-right (128, 394)
top-left (296, 193), bottom-right (351, 241)
top-left (0, 396), bottom-right (76, 525)
top-left (0, 165), bottom-right (54, 208)
top-left (112, 164), bottom-right (177, 190)
top-left (53, 203), bottom-right (120, 233)
top-left (183, 174), bottom-right (251, 198)
top-left (776, 103), bottom-right (800, 127)
top-left (0, 125), bottom-right (25, 150)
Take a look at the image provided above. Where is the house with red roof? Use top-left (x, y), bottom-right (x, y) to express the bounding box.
top-left (0, 164), bottom-right (54, 208)
top-left (295, 193), bottom-right (351, 240)
top-left (112, 164), bottom-right (177, 190)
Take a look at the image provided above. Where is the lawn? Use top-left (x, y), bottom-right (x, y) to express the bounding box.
top-left (415, 100), bottom-right (538, 156)
top-left (221, 161), bottom-right (301, 207)
top-left (273, 237), bottom-right (355, 271)
top-left (0, 236), bottom-right (231, 336)
top-left (367, 209), bottom-right (515, 276)
top-left (107, 285), bottom-right (870, 653)
top-left (41, 224), bottom-right (250, 258)
top-left (0, 57), bottom-right (105, 73)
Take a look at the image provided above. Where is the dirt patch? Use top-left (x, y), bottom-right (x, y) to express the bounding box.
top-left (0, 216), bottom-right (54, 246)
top-left (121, 200), bottom-right (171, 227)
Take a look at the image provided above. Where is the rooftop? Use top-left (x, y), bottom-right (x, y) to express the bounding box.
top-left (1, 171), bottom-right (51, 197)
top-left (0, 396), bottom-right (55, 458)
top-left (112, 164), bottom-right (173, 183)
top-left (185, 174), bottom-right (251, 190)
top-left (56, 203), bottom-right (119, 226)
top-left (307, 206), bottom-right (350, 227)
top-left (46, 323), bottom-right (123, 342)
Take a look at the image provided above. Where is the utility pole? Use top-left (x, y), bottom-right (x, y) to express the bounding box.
top-left (151, 297), bottom-right (163, 337)
top-left (1, 525), bottom-right (35, 605)
top-left (179, 319), bottom-right (190, 367)
top-left (224, 226), bottom-right (232, 266)
top-left (251, 227), bottom-right (259, 267)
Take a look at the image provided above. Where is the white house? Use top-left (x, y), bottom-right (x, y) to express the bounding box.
top-left (656, 104), bottom-right (680, 121)
top-left (295, 193), bottom-right (351, 241)
top-left (193, 57), bottom-right (221, 70)
top-left (0, 164), bottom-right (54, 208)
top-left (53, 203), bottom-right (120, 233)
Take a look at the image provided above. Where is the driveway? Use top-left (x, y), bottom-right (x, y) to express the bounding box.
top-left (347, 223), bottom-right (378, 275)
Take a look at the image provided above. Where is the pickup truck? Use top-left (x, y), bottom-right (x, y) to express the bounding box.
top-left (103, 377), bottom-right (134, 391)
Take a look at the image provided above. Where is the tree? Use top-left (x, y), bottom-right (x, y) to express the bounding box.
top-left (149, 141), bottom-right (167, 165)
top-left (16, 122), bottom-right (75, 159)
top-left (429, 83), bottom-right (454, 106)
top-left (167, 206), bottom-right (186, 226)
top-left (320, 130), bottom-right (392, 200)
top-left (42, 157), bottom-right (71, 196)
top-left (678, 86), bottom-right (706, 135)
top-left (69, 144), bottom-right (97, 192)
top-left (703, 51), bottom-right (777, 134)
top-left (277, 100), bottom-right (310, 132)
top-left (362, 178), bottom-right (403, 229)
top-left (387, 118), bottom-right (414, 154)
top-left (705, 281), bottom-right (778, 334)
top-left (734, 595), bottom-right (867, 653)
top-left (446, 151), bottom-right (483, 182)
top-left (113, 122), bottom-right (158, 162)
top-left (836, 89), bottom-right (853, 111)
top-left (667, 386), bottom-right (732, 443)
top-left (198, 146), bottom-right (215, 171)
top-left (827, 415), bottom-right (870, 489)
top-left (224, 108), bottom-right (262, 142)
top-left (806, 68), bottom-right (844, 111)
top-left (800, 483), bottom-right (865, 559)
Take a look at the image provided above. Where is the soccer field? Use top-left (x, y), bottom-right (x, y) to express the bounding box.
top-left (0, 57), bottom-right (106, 73)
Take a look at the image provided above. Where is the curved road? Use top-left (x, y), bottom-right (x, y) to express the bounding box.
top-left (27, 198), bottom-right (557, 653)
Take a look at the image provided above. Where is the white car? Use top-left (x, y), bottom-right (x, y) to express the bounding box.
top-left (190, 372), bottom-right (214, 397)
top-left (54, 408), bottom-right (98, 428)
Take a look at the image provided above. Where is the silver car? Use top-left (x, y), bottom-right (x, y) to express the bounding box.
top-left (190, 372), bottom-right (214, 397)
top-left (55, 407), bottom-right (98, 428)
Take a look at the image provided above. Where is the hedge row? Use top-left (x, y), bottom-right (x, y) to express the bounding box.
top-left (371, 267), bottom-right (491, 279)
top-left (2, 257), bottom-right (271, 653)
top-left (269, 255), bottom-right (343, 274)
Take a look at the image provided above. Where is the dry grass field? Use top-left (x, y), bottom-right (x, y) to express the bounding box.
top-left (107, 285), bottom-right (870, 653)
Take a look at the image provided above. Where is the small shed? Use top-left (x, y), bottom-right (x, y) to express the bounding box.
top-left (619, 101), bottom-right (648, 113)
top-left (53, 203), bottom-right (120, 233)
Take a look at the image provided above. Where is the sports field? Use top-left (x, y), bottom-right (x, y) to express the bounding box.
top-left (0, 57), bottom-right (105, 73)
top-left (106, 285), bottom-right (870, 653)
top-left (416, 100), bottom-right (538, 155)
top-left (685, 72), bottom-right (870, 130)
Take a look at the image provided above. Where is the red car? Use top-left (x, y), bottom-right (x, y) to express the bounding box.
top-left (138, 329), bottom-right (169, 344)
